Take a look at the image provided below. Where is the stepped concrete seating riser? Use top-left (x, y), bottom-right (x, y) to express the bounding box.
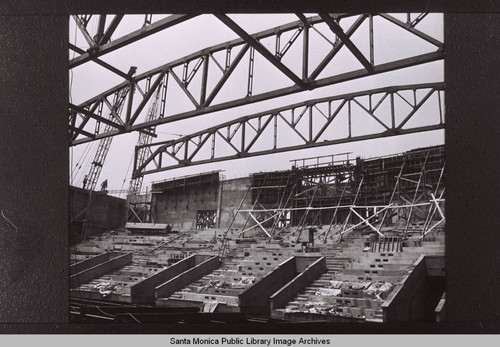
top-left (205, 271), bottom-right (264, 282)
top-left (342, 269), bottom-right (408, 277)
top-left (186, 286), bottom-right (242, 296)
top-left (354, 257), bottom-right (418, 264)
top-left (111, 271), bottom-right (146, 277)
top-left (174, 291), bottom-right (239, 306)
top-left (310, 279), bottom-right (394, 292)
top-left (201, 274), bottom-right (255, 283)
top-left (78, 284), bottom-right (132, 296)
top-left (71, 254), bottom-right (98, 261)
top-left (330, 250), bottom-right (441, 258)
top-left (239, 266), bottom-right (279, 273)
top-left (121, 265), bottom-right (165, 273)
top-left (295, 295), bottom-right (383, 309)
top-left (347, 263), bottom-right (413, 270)
top-left (277, 311), bottom-right (371, 322)
top-left (330, 274), bottom-right (402, 282)
top-left (183, 243), bottom-right (214, 248)
top-left (340, 288), bottom-right (383, 299)
top-left (240, 258), bottom-right (283, 264)
top-left (70, 289), bottom-right (132, 303)
top-left (109, 275), bottom-right (145, 282)
top-left (74, 246), bottom-right (103, 253)
top-left (284, 304), bottom-right (380, 320)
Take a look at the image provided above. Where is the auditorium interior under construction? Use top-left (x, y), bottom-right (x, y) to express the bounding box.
top-left (70, 144), bottom-right (445, 324)
top-left (66, 13), bottom-right (449, 326)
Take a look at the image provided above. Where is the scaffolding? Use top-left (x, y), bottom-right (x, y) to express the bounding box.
top-left (224, 145), bottom-right (445, 250)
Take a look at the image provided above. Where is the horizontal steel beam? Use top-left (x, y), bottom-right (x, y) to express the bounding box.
top-left (73, 14), bottom-right (387, 108)
top-left (133, 125), bottom-right (444, 178)
top-left (132, 83), bottom-right (445, 177)
top-left (70, 14), bottom-right (199, 68)
top-left (71, 51), bottom-right (444, 146)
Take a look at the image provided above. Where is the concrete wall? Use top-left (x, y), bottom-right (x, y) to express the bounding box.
top-left (435, 293), bottom-right (446, 322)
top-left (219, 177), bottom-right (255, 231)
top-left (270, 257), bottom-right (326, 311)
top-left (425, 256), bottom-right (446, 277)
top-left (382, 255), bottom-right (427, 322)
top-left (69, 253), bottom-right (132, 289)
top-left (70, 187), bottom-right (127, 241)
top-left (295, 256), bottom-right (325, 272)
top-left (151, 176), bottom-right (255, 232)
top-left (152, 182), bottom-right (219, 229)
top-left (155, 255), bottom-right (220, 299)
top-left (132, 254), bottom-right (216, 303)
top-left (69, 252), bottom-right (119, 275)
top-left (238, 257), bottom-right (297, 314)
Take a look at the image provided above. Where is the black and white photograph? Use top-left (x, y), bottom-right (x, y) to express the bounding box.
top-left (68, 13), bottom-right (446, 324)
top-left (0, 1), bottom-right (499, 340)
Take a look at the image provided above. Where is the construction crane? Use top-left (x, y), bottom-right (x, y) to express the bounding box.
top-left (125, 82), bottom-right (164, 224)
top-left (127, 81), bottom-right (163, 195)
top-left (83, 66), bottom-right (136, 191)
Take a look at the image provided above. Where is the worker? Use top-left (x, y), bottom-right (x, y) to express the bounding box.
top-left (101, 179), bottom-right (108, 191)
top-left (82, 175), bottom-right (88, 190)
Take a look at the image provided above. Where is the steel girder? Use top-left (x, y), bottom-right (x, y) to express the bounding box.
top-left (69, 13), bottom-right (444, 146)
top-left (131, 82), bottom-right (445, 178)
top-left (70, 14), bottom-right (198, 69)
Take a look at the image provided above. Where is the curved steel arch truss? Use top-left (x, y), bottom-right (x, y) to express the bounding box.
top-left (132, 82), bottom-right (445, 178)
top-left (69, 13), bottom-right (444, 146)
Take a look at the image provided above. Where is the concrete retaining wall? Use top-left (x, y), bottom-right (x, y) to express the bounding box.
top-left (69, 253), bottom-right (132, 289)
top-left (218, 177), bottom-right (254, 230)
top-left (382, 255), bottom-right (427, 321)
top-left (425, 256), bottom-right (446, 277)
top-left (152, 184), bottom-right (218, 229)
top-left (70, 187), bottom-right (127, 241)
top-left (435, 293), bottom-right (446, 322)
top-left (155, 255), bottom-right (220, 299)
top-left (132, 254), bottom-right (215, 304)
top-left (69, 251), bottom-right (120, 275)
top-left (238, 257), bottom-right (297, 314)
top-left (270, 257), bottom-right (326, 311)
top-left (382, 255), bottom-right (446, 322)
top-left (149, 176), bottom-right (255, 231)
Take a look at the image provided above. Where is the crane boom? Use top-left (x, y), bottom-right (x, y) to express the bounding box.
top-left (128, 84), bottom-right (162, 195)
top-left (83, 66), bottom-right (136, 190)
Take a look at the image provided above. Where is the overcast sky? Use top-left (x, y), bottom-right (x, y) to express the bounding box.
top-left (69, 14), bottom-right (444, 196)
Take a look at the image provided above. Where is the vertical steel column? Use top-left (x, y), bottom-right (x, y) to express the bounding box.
top-left (309, 105), bottom-right (313, 142)
top-left (302, 20), bottom-right (309, 79)
top-left (390, 92), bottom-right (395, 129)
top-left (348, 99), bottom-right (352, 137)
top-left (159, 72), bottom-right (169, 118)
top-left (273, 114), bottom-right (278, 149)
top-left (241, 121), bottom-right (246, 153)
top-left (369, 15), bottom-right (374, 65)
top-left (125, 82), bottom-right (135, 124)
top-left (247, 47), bottom-right (255, 96)
top-left (200, 55), bottom-right (209, 106)
top-left (438, 90), bottom-right (444, 124)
